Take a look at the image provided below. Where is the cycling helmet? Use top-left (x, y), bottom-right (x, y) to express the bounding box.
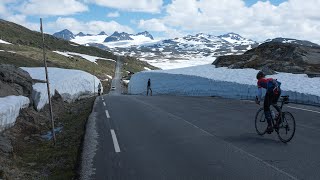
top-left (256, 71), bottom-right (265, 80)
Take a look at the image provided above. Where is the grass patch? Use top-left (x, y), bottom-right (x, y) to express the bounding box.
top-left (121, 56), bottom-right (158, 77)
top-left (16, 97), bottom-right (95, 179)
top-left (0, 19), bottom-right (116, 59)
top-left (0, 43), bottom-right (116, 80)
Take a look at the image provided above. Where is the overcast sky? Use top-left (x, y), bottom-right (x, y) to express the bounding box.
top-left (0, 0), bottom-right (319, 43)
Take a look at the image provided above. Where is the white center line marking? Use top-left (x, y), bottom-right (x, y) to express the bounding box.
top-left (105, 110), bottom-right (110, 118)
top-left (110, 129), bottom-right (121, 153)
top-left (288, 106), bottom-right (320, 114)
top-left (103, 102), bottom-right (106, 106)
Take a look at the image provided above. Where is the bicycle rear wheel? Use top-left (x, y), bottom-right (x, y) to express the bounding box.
top-left (255, 108), bottom-right (268, 135)
top-left (277, 112), bottom-right (296, 143)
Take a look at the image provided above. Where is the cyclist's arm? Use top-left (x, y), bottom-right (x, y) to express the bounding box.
top-left (257, 87), bottom-right (262, 101)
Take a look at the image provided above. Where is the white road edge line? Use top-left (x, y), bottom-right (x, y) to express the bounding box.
top-left (110, 129), bottom-right (121, 153)
top-left (288, 106), bottom-right (320, 114)
top-left (105, 110), bottom-right (110, 118)
top-left (103, 102), bottom-right (106, 106)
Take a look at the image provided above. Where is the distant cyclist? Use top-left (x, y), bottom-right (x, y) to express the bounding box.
top-left (255, 71), bottom-right (281, 133)
top-left (98, 83), bottom-right (102, 96)
top-left (147, 78), bottom-right (152, 96)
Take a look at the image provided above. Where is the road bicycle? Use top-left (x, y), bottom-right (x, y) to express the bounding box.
top-left (255, 96), bottom-right (296, 143)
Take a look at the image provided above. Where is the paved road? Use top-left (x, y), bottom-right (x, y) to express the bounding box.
top-left (83, 59), bottom-right (320, 180)
top-left (109, 56), bottom-right (122, 96)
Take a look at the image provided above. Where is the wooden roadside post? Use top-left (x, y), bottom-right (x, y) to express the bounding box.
top-left (40, 18), bottom-right (56, 145)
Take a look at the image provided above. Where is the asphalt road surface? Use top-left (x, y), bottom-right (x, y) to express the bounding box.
top-left (84, 59), bottom-right (320, 180)
top-left (109, 56), bottom-right (123, 96)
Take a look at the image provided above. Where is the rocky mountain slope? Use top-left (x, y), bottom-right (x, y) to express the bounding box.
top-left (213, 41), bottom-right (320, 75)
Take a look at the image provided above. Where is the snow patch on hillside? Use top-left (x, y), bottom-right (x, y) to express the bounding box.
top-left (53, 51), bottom-right (116, 63)
top-left (71, 35), bottom-right (108, 45)
top-left (129, 65), bottom-right (320, 106)
top-left (22, 67), bottom-right (103, 111)
top-left (0, 96), bottom-right (30, 132)
top-left (0, 39), bottom-right (11, 44)
top-left (140, 57), bottom-right (216, 70)
top-left (105, 36), bottom-right (159, 48)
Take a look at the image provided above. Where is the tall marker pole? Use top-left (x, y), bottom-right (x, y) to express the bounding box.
top-left (40, 18), bottom-right (56, 145)
top-left (93, 67), bottom-right (95, 95)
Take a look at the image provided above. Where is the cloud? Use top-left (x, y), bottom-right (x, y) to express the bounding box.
top-left (87, 0), bottom-right (163, 13)
top-left (107, 11), bottom-right (120, 18)
top-left (18, 0), bottom-right (88, 16)
top-left (138, 18), bottom-right (184, 38)
top-left (138, 0), bottom-right (320, 44)
top-left (47, 17), bottom-right (134, 34)
top-left (138, 19), bottom-right (167, 31)
top-left (0, 1), bottom-right (39, 31)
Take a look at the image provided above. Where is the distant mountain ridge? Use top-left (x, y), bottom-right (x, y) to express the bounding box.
top-left (53, 29), bottom-right (154, 42)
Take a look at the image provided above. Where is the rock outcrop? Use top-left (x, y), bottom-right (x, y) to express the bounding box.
top-left (0, 64), bottom-right (33, 100)
top-left (213, 42), bottom-right (320, 76)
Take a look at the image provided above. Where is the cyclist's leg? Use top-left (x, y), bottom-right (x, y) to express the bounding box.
top-left (272, 92), bottom-right (281, 126)
top-left (272, 93), bottom-right (281, 112)
top-left (264, 92), bottom-right (273, 132)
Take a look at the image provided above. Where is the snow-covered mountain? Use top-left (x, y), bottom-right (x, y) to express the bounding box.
top-left (218, 32), bottom-right (256, 46)
top-left (52, 30), bottom-right (258, 69)
top-left (104, 31), bottom-right (133, 42)
top-left (136, 31), bottom-right (154, 40)
top-left (93, 32), bottom-right (259, 68)
top-left (76, 32), bottom-right (86, 37)
top-left (98, 31), bottom-right (107, 35)
top-left (53, 29), bottom-right (75, 40)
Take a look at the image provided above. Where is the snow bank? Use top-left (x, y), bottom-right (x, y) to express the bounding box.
top-left (0, 96), bottom-right (29, 132)
top-left (129, 65), bottom-right (320, 106)
top-left (22, 67), bottom-right (103, 111)
top-left (53, 51), bottom-right (116, 63)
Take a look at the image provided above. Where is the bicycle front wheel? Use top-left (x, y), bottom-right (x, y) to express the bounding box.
top-left (277, 112), bottom-right (296, 143)
top-left (255, 108), bottom-right (268, 135)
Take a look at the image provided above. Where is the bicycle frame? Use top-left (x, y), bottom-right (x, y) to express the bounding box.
top-left (271, 96), bottom-right (289, 127)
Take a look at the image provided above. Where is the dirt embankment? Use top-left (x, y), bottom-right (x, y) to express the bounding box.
top-left (0, 92), bottom-right (95, 179)
top-left (0, 64), bottom-right (96, 179)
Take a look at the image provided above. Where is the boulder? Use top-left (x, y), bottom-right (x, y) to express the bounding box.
top-left (0, 64), bottom-right (33, 100)
top-left (0, 135), bottom-right (12, 154)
